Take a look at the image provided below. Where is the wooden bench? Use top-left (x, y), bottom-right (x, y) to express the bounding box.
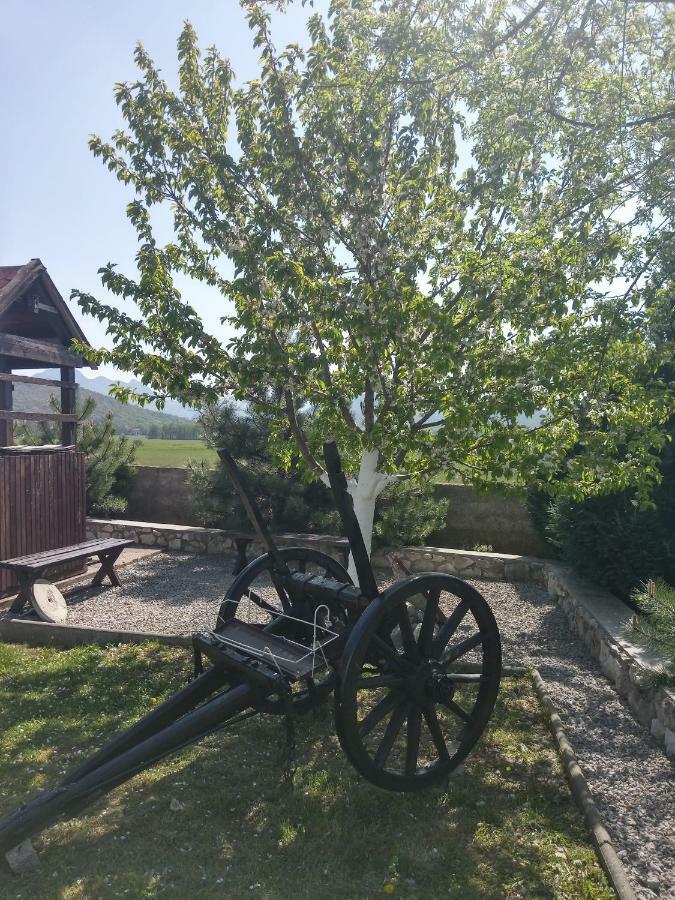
top-left (224, 531), bottom-right (350, 575)
top-left (0, 538), bottom-right (135, 613)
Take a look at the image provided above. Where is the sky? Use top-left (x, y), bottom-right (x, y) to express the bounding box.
top-left (0, 0), bottom-right (324, 381)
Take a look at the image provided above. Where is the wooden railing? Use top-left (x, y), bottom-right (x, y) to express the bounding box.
top-left (0, 367), bottom-right (78, 447)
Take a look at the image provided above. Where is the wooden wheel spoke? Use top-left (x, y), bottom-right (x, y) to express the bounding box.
top-left (432, 599), bottom-right (469, 655)
top-left (405, 706), bottom-right (423, 776)
top-left (423, 703), bottom-right (451, 762)
top-left (396, 605), bottom-right (418, 660)
top-left (443, 698), bottom-right (472, 723)
top-left (244, 588), bottom-right (281, 616)
top-left (355, 675), bottom-right (405, 690)
top-left (418, 588), bottom-right (440, 657)
top-left (441, 631), bottom-right (483, 666)
top-left (371, 635), bottom-right (408, 672)
top-left (374, 701), bottom-right (409, 769)
top-left (358, 690), bottom-right (402, 737)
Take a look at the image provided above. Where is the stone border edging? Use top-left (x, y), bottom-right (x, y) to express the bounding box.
top-left (0, 618), bottom-right (190, 649)
top-left (531, 668), bottom-right (636, 900)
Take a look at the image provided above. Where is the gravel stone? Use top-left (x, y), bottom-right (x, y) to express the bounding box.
top-left (4, 552), bottom-right (673, 896)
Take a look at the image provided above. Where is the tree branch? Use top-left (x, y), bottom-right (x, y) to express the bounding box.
top-left (546, 105), bottom-right (675, 130)
top-left (283, 389), bottom-right (324, 477)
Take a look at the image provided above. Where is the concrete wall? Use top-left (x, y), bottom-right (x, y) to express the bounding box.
top-left (125, 466), bottom-right (195, 526)
top-left (431, 483), bottom-right (547, 557)
top-left (124, 465), bottom-right (547, 556)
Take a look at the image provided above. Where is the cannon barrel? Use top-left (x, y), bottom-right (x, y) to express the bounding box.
top-left (0, 681), bottom-right (257, 858)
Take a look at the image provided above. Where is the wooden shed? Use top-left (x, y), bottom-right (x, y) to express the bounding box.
top-left (0, 259), bottom-right (93, 596)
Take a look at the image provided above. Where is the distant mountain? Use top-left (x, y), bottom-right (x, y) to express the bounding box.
top-left (13, 372), bottom-right (201, 436)
top-left (76, 372), bottom-right (198, 420)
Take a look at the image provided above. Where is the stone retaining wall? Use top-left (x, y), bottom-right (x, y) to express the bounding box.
top-left (381, 545), bottom-right (548, 587)
top-left (545, 565), bottom-right (675, 759)
top-left (86, 518), bottom-right (346, 565)
top-left (88, 517), bottom-right (235, 554)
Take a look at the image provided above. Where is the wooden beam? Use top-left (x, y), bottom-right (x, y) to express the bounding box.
top-left (0, 259), bottom-right (43, 316)
top-left (0, 372), bottom-right (69, 388)
top-left (38, 271), bottom-right (93, 348)
top-left (60, 366), bottom-right (77, 445)
top-left (0, 358), bottom-right (12, 446)
top-left (0, 332), bottom-right (87, 368)
top-left (0, 411), bottom-right (79, 423)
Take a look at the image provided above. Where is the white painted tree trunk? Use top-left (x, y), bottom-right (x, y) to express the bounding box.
top-left (323, 448), bottom-right (396, 586)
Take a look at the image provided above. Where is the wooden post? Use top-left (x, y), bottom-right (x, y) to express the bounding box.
top-left (0, 358), bottom-right (13, 446)
top-left (60, 366), bottom-right (77, 446)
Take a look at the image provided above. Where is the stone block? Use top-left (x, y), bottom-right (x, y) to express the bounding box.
top-left (480, 561), bottom-right (506, 580)
top-left (451, 556), bottom-right (475, 571)
top-left (650, 717), bottom-right (666, 740)
top-left (654, 689), bottom-right (675, 732)
top-left (665, 728), bottom-right (675, 758)
top-left (504, 561), bottom-right (529, 582)
top-left (5, 838), bottom-right (39, 873)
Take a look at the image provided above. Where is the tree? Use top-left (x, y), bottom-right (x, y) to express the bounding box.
top-left (74, 0), bottom-right (673, 578)
top-left (17, 396), bottom-right (138, 517)
top-left (190, 398), bottom-right (340, 533)
top-left (191, 397), bottom-right (445, 548)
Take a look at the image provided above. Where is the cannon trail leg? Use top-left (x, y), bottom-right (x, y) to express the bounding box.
top-left (0, 682), bottom-right (257, 858)
top-left (62, 664), bottom-right (228, 785)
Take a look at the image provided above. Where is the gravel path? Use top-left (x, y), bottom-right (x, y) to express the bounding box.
top-left (478, 578), bottom-right (675, 900)
top-left (6, 551), bottom-right (673, 897)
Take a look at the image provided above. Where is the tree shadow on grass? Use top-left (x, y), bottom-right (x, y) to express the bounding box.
top-left (0, 646), bottom-right (612, 899)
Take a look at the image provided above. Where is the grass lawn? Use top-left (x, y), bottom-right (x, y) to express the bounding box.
top-left (0, 643), bottom-right (612, 899)
top-left (133, 438), bottom-right (218, 468)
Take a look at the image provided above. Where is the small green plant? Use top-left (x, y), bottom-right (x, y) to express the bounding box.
top-left (189, 400), bottom-right (340, 534)
top-left (372, 480), bottom-right (445, 550)
top-left (627, 579), bottom-right (675, 676)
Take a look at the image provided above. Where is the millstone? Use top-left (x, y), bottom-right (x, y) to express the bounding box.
top-left (30, 580), bottom-right (67, 624)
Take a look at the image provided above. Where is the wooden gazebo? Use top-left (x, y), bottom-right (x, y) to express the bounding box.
top-left (0, 259), bottom-right (93, 596)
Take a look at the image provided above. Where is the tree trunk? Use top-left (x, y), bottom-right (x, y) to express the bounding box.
top-left (344, 449), bottom-right (393, 585)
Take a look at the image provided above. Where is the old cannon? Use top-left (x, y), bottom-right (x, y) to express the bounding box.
top-left (0, 441), bottom-right (501, 861)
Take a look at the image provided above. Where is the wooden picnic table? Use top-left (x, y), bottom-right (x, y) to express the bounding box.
top-left (0, 537), bottom-right (134, 613)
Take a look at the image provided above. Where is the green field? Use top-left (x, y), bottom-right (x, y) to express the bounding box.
top-left (133, 438), bottom-right (218, 468)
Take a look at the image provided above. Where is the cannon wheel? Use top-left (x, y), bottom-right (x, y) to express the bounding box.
top-left (335, 573), bottom-right (501, 791)
top-left (217, 547), bottom-right (352, 712)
